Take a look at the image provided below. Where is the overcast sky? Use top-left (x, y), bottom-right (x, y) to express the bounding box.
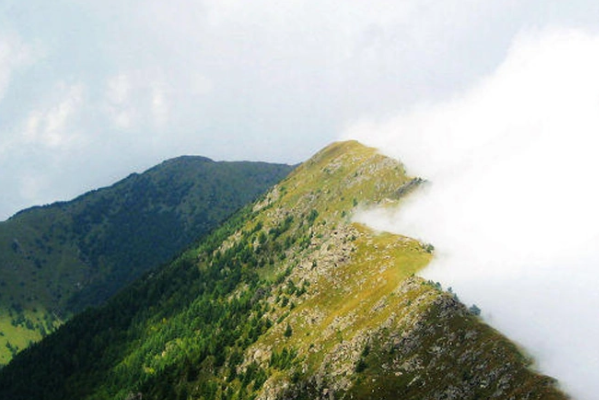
top-left (1, 0), bottom-right (597, 220)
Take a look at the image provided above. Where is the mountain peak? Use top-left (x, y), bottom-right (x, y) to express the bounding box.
top-left (0, 157), bottom-right (293, 365)
top-left (0, 140), bottom-right (568, 400)
top-left (153, 154), bottom-right (215, 168)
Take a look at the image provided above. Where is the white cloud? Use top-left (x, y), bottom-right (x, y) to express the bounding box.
top-left (348, 28), bottom-right (599, 400)
top-left (105, 73), bottom-right (134, 129)
top-left (106, 73), bottom-right (131, 105)
top-left (22, 83), bottom-right (85, 149)
top-left (103, 70), bottom-right (171, 130)
top-left (150, 83), bottom-right (169, 127)
top-left (0, 32), bottom-right (36, 102)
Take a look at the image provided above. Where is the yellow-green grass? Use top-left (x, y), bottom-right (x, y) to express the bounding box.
top-left (259, 221), bottom-right (432, 371)
top-left (0, 306), bottom-right (60, 364)
top-left (241, 141), bottom-right (429, 367)
top-left (278, 141), bottom-right (411, 218)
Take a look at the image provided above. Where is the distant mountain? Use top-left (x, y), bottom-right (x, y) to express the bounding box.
top-left (0, 156), bottom-right (293, 364)
top-left (0, 141), bottom-right (568, 400)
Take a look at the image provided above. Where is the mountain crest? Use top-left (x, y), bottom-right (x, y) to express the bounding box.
top-left (0, 141), bottom-right (568, 400)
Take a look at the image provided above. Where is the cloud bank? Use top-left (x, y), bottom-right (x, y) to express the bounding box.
top-left (347, 28), bottom-right (599, 400)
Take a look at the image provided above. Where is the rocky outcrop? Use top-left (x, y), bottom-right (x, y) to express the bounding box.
top-left (276, 278), bottom-right (567, 400)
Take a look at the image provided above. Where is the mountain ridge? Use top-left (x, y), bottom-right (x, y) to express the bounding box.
top-left (0, 141), bottom-right (568, 399)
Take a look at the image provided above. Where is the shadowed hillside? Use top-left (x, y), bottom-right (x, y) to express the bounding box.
top-left (0, 156), bottom-right (293, 364)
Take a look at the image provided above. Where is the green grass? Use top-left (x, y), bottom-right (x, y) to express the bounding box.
top-left (242, 141), bottom-right (434, 377)
top-left (0, 306), bottom-right (61, 364)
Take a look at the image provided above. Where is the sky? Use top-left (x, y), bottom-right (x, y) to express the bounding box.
top-left (1, 1), bottom-right (599, 396)
top-left (1, 0), bottom-right (597, 221)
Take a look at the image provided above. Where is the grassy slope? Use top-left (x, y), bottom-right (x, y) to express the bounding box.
top-left (0, 157), bottom-right (292, 364)
top-left (241, 141), bottom-right (567, 399)
top-left (0, 141), bottom-right (568, 400)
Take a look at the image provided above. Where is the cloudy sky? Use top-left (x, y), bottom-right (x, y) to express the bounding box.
top-left (1, 0), bottom-right (596, 220)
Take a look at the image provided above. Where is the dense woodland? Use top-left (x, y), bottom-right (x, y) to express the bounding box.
top-left (0, 203), bottom-right (306, 399)
top-left (0, 156), bottom-right (292, 364)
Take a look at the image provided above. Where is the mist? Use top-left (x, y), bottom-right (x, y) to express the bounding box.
top-left (346, 28), bottom-right (599, 400)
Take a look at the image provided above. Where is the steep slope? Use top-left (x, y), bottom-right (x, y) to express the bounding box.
top-left (0, 141), bottom-right (568, 400)
top-left (0, 157), bottom-right (293, 364)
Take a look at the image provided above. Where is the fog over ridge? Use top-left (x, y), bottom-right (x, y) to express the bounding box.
top-left (346, 27), bottom-right (599, 400)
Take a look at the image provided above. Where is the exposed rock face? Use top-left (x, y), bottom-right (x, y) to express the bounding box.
top-left (260, 278), bottom-right (566, 400)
